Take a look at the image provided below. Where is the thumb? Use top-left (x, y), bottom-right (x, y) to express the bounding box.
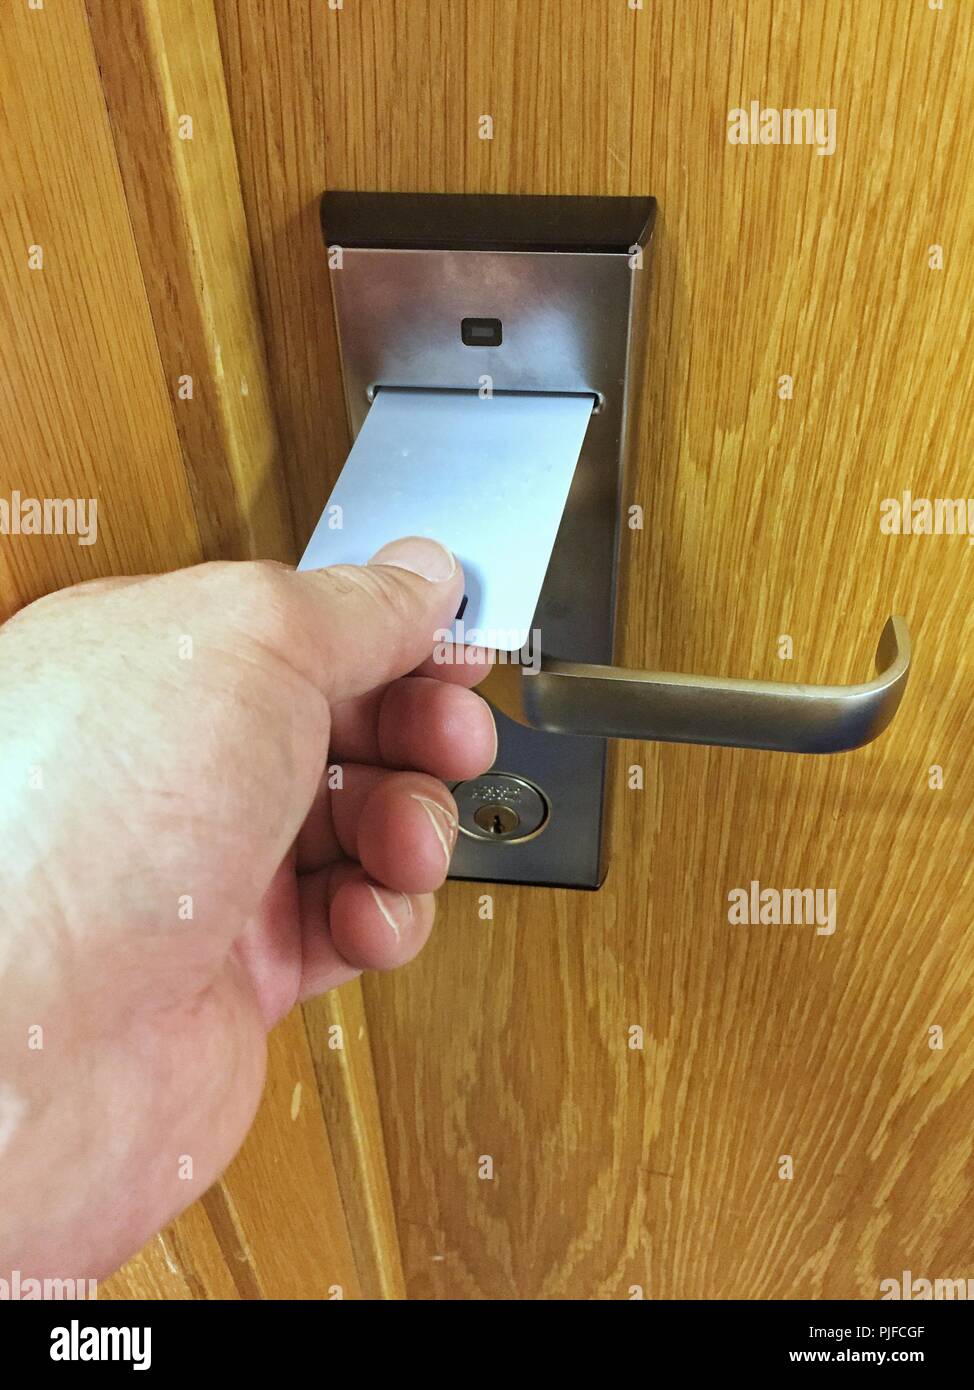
top-left (291, 536), bottom-right (465, 703)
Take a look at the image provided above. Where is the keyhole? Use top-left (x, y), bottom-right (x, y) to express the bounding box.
top-left (473, 803), bottom-right (520, 836)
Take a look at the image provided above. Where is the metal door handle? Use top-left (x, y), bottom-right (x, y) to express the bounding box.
top-left (486, 616), bottom-right (911, 754)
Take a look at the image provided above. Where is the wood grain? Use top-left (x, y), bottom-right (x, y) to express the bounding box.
top-left (86, 0), bottom-right (295, 562)
top-left (215, 0), bottom-right (974, 1297)
top-left (0, 0), bottom-right (200, 618)
top-left (304, 987), bottom-right (408, 1299)
top-left (214, 0), bottom-right (350, 553)
top-left (196, 1011), bottom-right (362, 1300)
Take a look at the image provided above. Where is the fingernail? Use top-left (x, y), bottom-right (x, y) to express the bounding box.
top-left (368, 885), bottom-right (413, 942)
top-left (482, 696), bottom-right (499, 765)
top-left (367, 536), bottom-right (457, 582)
top-left (410, 793), bottom-right (458, 864)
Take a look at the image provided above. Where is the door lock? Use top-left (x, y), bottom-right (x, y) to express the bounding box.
top-left (319, 191), bottom-right (912, 888)
top-left (454, 774), bottom-right (550, 844)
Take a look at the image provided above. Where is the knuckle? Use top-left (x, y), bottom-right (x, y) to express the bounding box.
top-left (319, 562), bottom-right (419, 630)
top-left (191, 560), bottom-right (296, 636)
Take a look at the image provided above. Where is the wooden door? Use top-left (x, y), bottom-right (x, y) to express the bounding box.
top-left (3, 1), bottom-right (971, 1300)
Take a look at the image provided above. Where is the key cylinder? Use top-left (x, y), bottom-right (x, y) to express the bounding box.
top-left (453, 773), bottom-right (550, 844)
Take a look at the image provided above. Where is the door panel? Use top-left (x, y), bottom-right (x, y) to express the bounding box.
top-left (215, 0), bottom-right (973, 1298)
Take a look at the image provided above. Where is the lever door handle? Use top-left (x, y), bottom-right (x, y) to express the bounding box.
top-left (486, 616), bottom-right (911, 754)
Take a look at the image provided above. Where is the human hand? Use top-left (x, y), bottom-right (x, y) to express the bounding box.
top-left (0, 537), bottom-right (495, 1279)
